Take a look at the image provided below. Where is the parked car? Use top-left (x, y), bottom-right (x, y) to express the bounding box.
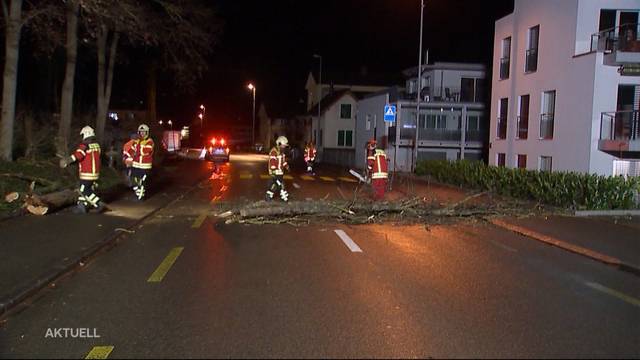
top-left (204, 137), bottom-right (230, 162)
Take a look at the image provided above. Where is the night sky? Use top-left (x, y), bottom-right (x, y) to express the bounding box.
top-left (151, 0), bottom-right (515, 127)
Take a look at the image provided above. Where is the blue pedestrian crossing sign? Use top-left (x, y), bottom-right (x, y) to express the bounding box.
top-left (384, 104), bottom-right (396, 122)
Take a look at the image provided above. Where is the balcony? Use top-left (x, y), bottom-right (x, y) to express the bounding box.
top-left (401, 86), bottom-right (483, 103)
top-left (499, 57), bottom-right (510, 79)
top-left (599, 110), bottom-right (640, 157)
top-left (591, 23), bottom-right (640, 66)
top-left (539, 113), bottom-right (554, 139)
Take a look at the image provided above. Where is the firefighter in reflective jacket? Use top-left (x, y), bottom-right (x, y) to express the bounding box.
top-left (304, 141), bottom-right (317, 174)
top-left (59, 126), bottom-right (106, 213)
top-left (266, 136), bottom-right (290, 202)
top-left (124, 124), bottom-right (154, 200)
top-left (366, 139), bottom-right (388, 200)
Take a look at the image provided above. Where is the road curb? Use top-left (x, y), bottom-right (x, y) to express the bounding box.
top-left (0, 177), bottom-right (206, 319)
top-left (488, 218), bottom-right (640, 277)
top-left (575, 209), bottom-right (640, 217)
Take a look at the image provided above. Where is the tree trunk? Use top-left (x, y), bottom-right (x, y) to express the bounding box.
top-left (146, 60), bottom-right (157, 124)
top-left (0, 0), bottom-right (24, 161)
top-left (56, 0), bottom-right (79, 157)
top-left (96, 27), bottom-right (119, 145)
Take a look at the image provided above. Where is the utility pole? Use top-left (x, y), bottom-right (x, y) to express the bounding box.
top-left (412, 0), bottom-right (425, 173)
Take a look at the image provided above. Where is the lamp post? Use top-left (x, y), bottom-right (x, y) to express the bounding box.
top-left (248, 83), bottom-right (256, 147)
top-left (412, 0), bottom-right (426, 173)
top-left (199, 105), bottom-right (205, 129)
top-left (313, 54), bottom-right (322, 144)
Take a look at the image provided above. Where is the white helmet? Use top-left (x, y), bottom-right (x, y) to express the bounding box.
top-left (80, 126), bottom-right (95, 140)
top-left (276, 136), bottom-right (289, 147)
top-left (138, 124), bottom-right (150, 138)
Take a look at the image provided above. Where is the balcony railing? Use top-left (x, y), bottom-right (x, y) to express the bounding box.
top-left (416, 129), bottom-right (486, 142)
top-left (403, 86), bottom-right (479, 103)
top-left (540, 113), bottom-right (554, 139)
top-left (418, 129), bottom-right (461, 141)
top-left (516, 116), bottom-right (529, 139)
top-left (525, 49), bottom-right (538, 72)
top-left (600, 110), bottom-right (640, 141)
top-left (591, 23), bottom-right (640, 54)
top-left (496, 116), bottom-right (507, 139)
top-left (499, 57), bottom-right (510, 79)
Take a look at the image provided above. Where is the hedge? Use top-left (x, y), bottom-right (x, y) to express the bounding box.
top-left (415, 160), bottom-right (640, 210)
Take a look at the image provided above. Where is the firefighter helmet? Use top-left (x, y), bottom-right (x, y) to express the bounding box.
top-left (80, 126), bottom-right (95, 140)
top-left (138, 124), bottom-right (150, 138)
top-left (276, 136), bottom-right (289, 147)
top-left (366, 138), bottom-right (377, 149)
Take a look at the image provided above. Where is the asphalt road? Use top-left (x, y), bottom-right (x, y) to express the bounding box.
top-left (1, 154), bottom-right (639, 358)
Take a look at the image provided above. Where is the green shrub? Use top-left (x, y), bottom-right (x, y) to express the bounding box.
top-left (415, 160), bottom-right (640, 210)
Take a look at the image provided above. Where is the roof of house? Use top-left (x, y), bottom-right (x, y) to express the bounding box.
top-left (305, 89), bottom-right (363, 116)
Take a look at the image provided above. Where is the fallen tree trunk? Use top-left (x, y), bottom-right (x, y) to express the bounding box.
top-left (25, 189), bottom-right (77, 215)
top-left (239, 201), bottom-right (337, 218)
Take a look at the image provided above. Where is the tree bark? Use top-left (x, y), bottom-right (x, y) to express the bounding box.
top-left (96, 26), bottom-right (119, 144)
top-left (0, 0), bottom-right (24, 161)
top-left (26, 189), bottom-right (77, 215)
top-left (56, 0), bottom-right (79, 157)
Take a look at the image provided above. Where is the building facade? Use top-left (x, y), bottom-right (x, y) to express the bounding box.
top-left (356, 62), bottom-right (488, 172)
top-left (490, 0), bottom-right (640, 177)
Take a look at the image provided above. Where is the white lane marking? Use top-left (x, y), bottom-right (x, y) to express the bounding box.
top-left (487, 238), bottom-right (517, 252)
top-left (334, 229), bottom-right (362, 253)
top-left (584, 281), bottom-right (640, 307)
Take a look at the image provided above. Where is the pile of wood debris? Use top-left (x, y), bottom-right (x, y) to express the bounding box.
top-left (215, 192), bottom-right (553, 226)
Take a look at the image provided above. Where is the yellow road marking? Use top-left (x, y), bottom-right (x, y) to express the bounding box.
top-left (260, 174), bottom-right (271, 180)
top-left (284, 175), bottom-right (294, 180)
top-left (320, 176), bottom-right (336, 182)
top-left (192, 213), bottom-right (207, 228)
top-left (85, 346), bottom-right (114, 359)
top-left (148, 247), bottom-right (184, 283)
top-left (239, 173), bottom-right (253, 179)
top-left (584, 281), bottom-right (640, 307)
top-left (300, 175), bottom-right (315, 181)
top-left (339, 176), bottom-right (358, 183)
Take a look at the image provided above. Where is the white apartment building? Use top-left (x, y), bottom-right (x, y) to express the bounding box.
top-left (490, 0), bottom-right (640, 177)
top-left (356, 62), bottom-right (488, 172)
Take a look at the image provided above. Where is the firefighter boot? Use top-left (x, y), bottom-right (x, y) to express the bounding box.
top-left (280, 190), bottom-right (289, 202)
top-left (73, 203), bottom-right (88, 214)
top-left (266, 190), bottom-right (274, 202)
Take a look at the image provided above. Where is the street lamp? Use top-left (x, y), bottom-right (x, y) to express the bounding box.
top-left (199, 105), bottom-right (205, 129)
top-left (247, 83), bottom-right (256, 147)
top-left (158, 120), bottom-right (163, 125)
top-left (167, 119), bottom-right (173, 130)
top-left (313, 54), bottom-right (322, 144)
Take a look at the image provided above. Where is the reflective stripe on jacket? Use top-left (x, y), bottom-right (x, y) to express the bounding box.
top-left (269, 147), bottom-right (287, 175)
top-left (72, 142), bottom-right (101, 180)
top-left (368, 149), bottom-right (388, 180)
top-left (128, 138), bottom-right (154, 169)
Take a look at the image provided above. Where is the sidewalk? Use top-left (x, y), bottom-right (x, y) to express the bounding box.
top-left (0, 159), bottom-right (208, 317)
top-left (391, 171), bottom-right (640, 275)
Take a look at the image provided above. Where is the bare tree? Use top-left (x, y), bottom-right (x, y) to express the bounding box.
top-left (55, 0), bottom-right (79, 157)
top-left (0, 0), bottom-right (23, 161)
top-left (1, 0), bottom-right (58, 161)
